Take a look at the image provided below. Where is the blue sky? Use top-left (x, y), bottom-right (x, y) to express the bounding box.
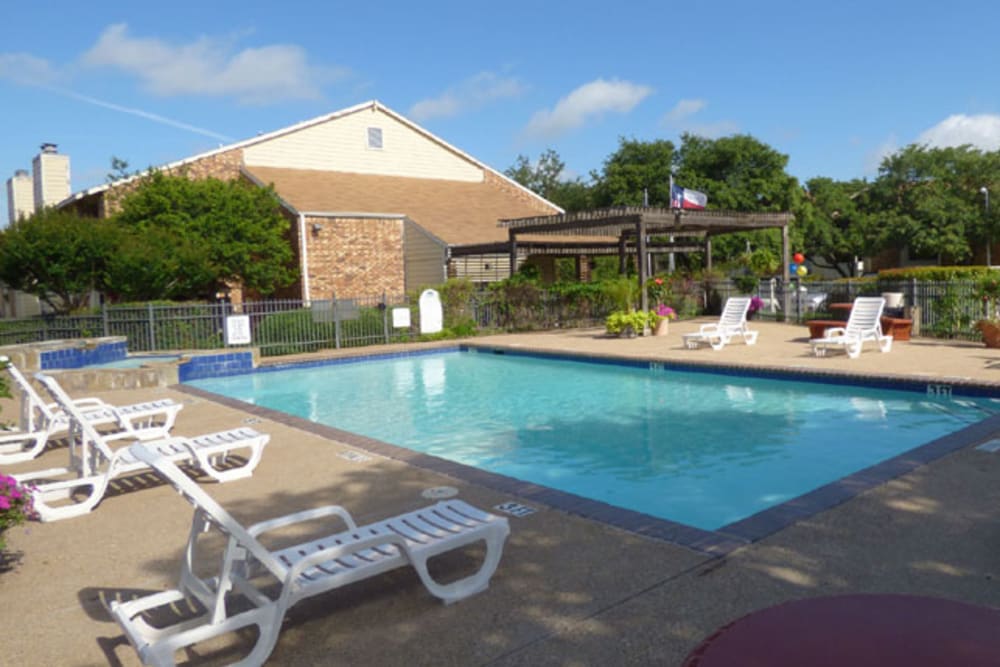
top-left (3, 0), bottom-right (999, 219)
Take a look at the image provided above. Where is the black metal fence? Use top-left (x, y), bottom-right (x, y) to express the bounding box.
top-left (0, 280), bottom-right (990, 355)
top-left (748, 278), bottom-right (989, 340)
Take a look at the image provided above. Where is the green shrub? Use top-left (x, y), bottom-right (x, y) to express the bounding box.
top-left (877, 266), bottom-right (996, 281)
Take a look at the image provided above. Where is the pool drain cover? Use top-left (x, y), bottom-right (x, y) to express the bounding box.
top-left (422, 486), bottom-right (459, 499)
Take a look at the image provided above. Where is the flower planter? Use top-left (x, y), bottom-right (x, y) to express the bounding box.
top-left (977, 320), bottom-right (1000, 348)
top-left (880, 316), bottom-right (912, 342)
top-left (653, 319), bottom-right (670, 336)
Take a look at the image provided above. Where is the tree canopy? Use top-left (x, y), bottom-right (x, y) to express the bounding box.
top-left (0, 208), bottom-right (119, 313)
top-left (112, 172), bottom-right (296, 299)
top-left (504, 148), bottom-right (593, 212)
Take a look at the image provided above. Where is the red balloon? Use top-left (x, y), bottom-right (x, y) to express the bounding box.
top-left (793, 252), bottom-right (805, 264)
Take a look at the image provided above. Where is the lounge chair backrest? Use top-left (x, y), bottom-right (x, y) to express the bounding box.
top-left (129, 442), bottom-right (288, 578)
top-left (3, 359), bottom-right (57, 423)
top-left (35, 373), bottom-right (116, 460)
top-left (845, 297), bottom-right (885, 336)
top-left (719, 297), bottom-right (752, 328)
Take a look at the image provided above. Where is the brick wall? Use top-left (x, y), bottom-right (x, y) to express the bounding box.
top-left (305, 215), bottom-right (405, 298)
top-left (100, 148), bottom-right (246, 216)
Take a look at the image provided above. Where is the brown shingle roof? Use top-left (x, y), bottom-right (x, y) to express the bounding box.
top-left (245, 166), bottom-right (559, 247)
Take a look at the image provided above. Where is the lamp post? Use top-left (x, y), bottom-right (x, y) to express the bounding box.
top-left (982, 186), bottom-right (991, 267)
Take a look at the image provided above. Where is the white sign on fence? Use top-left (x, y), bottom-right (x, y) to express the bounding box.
top-left (391, 307), bottom-right (411, 328)
top-left (225, 315), bottom-right (252, 345)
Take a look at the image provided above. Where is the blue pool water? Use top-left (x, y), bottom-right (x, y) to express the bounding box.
top-left (189, 351), bottom-right (997, 530)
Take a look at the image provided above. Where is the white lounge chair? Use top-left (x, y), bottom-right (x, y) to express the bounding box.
top-left (111, 442), bottom-right (510, 667)
top-left (13, 373), bottom-right (268, 522)
top-left (682, 297), bottom-right (759, 350)
top-left (0, 358), bottom-right (183, 464)
top-left (810, 296), bottom-right (893, 359)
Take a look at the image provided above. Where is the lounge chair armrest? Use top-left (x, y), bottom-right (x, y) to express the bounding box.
top-left (71, 397), bottom-right (107, 409)
top-left (282, 532), bottom-right (412, 588)
top-left (0, 430), bottom-right (41, 445)
top-left (247, 505), bottom-right (358, 538)
top-left (699, 324), bottom-right (720, 334)
top-left (822, 327), bottom-right (847, 338)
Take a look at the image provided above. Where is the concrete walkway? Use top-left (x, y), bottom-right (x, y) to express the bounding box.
top-left (3, 321), bottom-right (1000, 666)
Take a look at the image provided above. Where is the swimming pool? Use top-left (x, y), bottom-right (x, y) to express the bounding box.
top-left (188, 349), bottom-right (998, 533)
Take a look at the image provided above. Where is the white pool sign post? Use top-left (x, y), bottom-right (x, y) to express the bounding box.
top-left (419, 289), bottom-right (443, 334)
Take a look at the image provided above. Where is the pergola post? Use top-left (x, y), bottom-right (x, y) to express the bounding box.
top-left (618, 233), bottom-right (628, 274)
top-left (508, 229), bottom-right (518, 277)
top-left (637, 217), bottom-right (649, 333)
top-left (782, 223), bottom-right (791, 316)
top-left (705, 236), bottom-right (713, 272)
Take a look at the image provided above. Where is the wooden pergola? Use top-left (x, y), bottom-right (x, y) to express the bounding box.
top-left (499, 206), bottom-right (795, 315)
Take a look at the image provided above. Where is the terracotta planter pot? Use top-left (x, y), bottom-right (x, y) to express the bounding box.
top-left (977, 320), bottom-right (1000, 348)
top-left (653, 319), bottom-right (670, 336)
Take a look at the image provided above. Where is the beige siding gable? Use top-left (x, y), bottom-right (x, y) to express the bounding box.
top-left (244, 108), bottom-right (483, 182)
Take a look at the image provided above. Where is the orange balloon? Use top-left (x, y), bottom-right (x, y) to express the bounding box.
top-left (793, 252), bottom-right (805, 264)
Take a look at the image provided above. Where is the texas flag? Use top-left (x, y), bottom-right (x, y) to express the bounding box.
top-left (670, 183), bottom-right (708, 210)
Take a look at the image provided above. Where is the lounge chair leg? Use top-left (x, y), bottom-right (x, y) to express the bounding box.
top-left (408, 530), bottom-right (508, 605)
top-left (113, 593), bottom-right (283, 667)
top-left (190, 443), bottom-right (264, 483)
top-left (0, 431), bottom-right (49, 464)
top-left (28, 475), bottom-right (110, 522)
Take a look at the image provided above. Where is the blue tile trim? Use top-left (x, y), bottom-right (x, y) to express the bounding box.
top-left (177, 351), bottom-right (254, 382)
top-left (40, 340), bottom-right (127, 370)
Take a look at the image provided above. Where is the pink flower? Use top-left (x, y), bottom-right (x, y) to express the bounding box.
top-left (656, 304), bottom-right (677, 319)
top-left (0, 496), bottom-right (10, 510)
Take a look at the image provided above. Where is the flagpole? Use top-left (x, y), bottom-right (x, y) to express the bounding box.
top-left (668, 174), bottom-right (676, 272)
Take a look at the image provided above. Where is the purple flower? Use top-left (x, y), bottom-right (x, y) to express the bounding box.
top-left (748, 296), bottom-right (764, 313)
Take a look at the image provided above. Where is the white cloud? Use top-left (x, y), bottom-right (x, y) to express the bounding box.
top-left (0, 52), bottom-right (57, 85)
top-left (81, 23), bottom-right (346, 105)
top-left (409, 71), bottom-right (526, 121)
top-left (663, 98), bottom-right (705, 124)
top-left (864, 134), bottom-right (898, 175)
top-left (524, 78), bottom-right (653, 139)
top-left (660, 98), bottom-right (737, 138)
top-left (0, 49), bottom-right (232, 141)
top-left (917, 114), bottom-right (1000, 150)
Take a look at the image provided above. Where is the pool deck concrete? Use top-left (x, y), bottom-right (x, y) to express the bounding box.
top-left (3, 320), bottom-right (1000, 666)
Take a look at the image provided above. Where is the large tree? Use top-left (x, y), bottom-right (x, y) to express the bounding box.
top-left (795, 177), bottom-right (881, 277)
top-left (674, 133), bottom-right (800, 212)
top-left (674, 134), bottom-right (801, 264)
top-left (865, 144), bottom-right (1000, 264)
top-left (0, 208), bottom-right (120, 313)
top-left (590, 138), bottom-right (676, 208)
top-left (112, 172), bottom-right (296, 298)
top-left (505, 148), bottom-right (593, 212)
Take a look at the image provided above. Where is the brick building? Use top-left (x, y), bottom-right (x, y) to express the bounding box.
top-left (61, 100), bottom-right (563, 301)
